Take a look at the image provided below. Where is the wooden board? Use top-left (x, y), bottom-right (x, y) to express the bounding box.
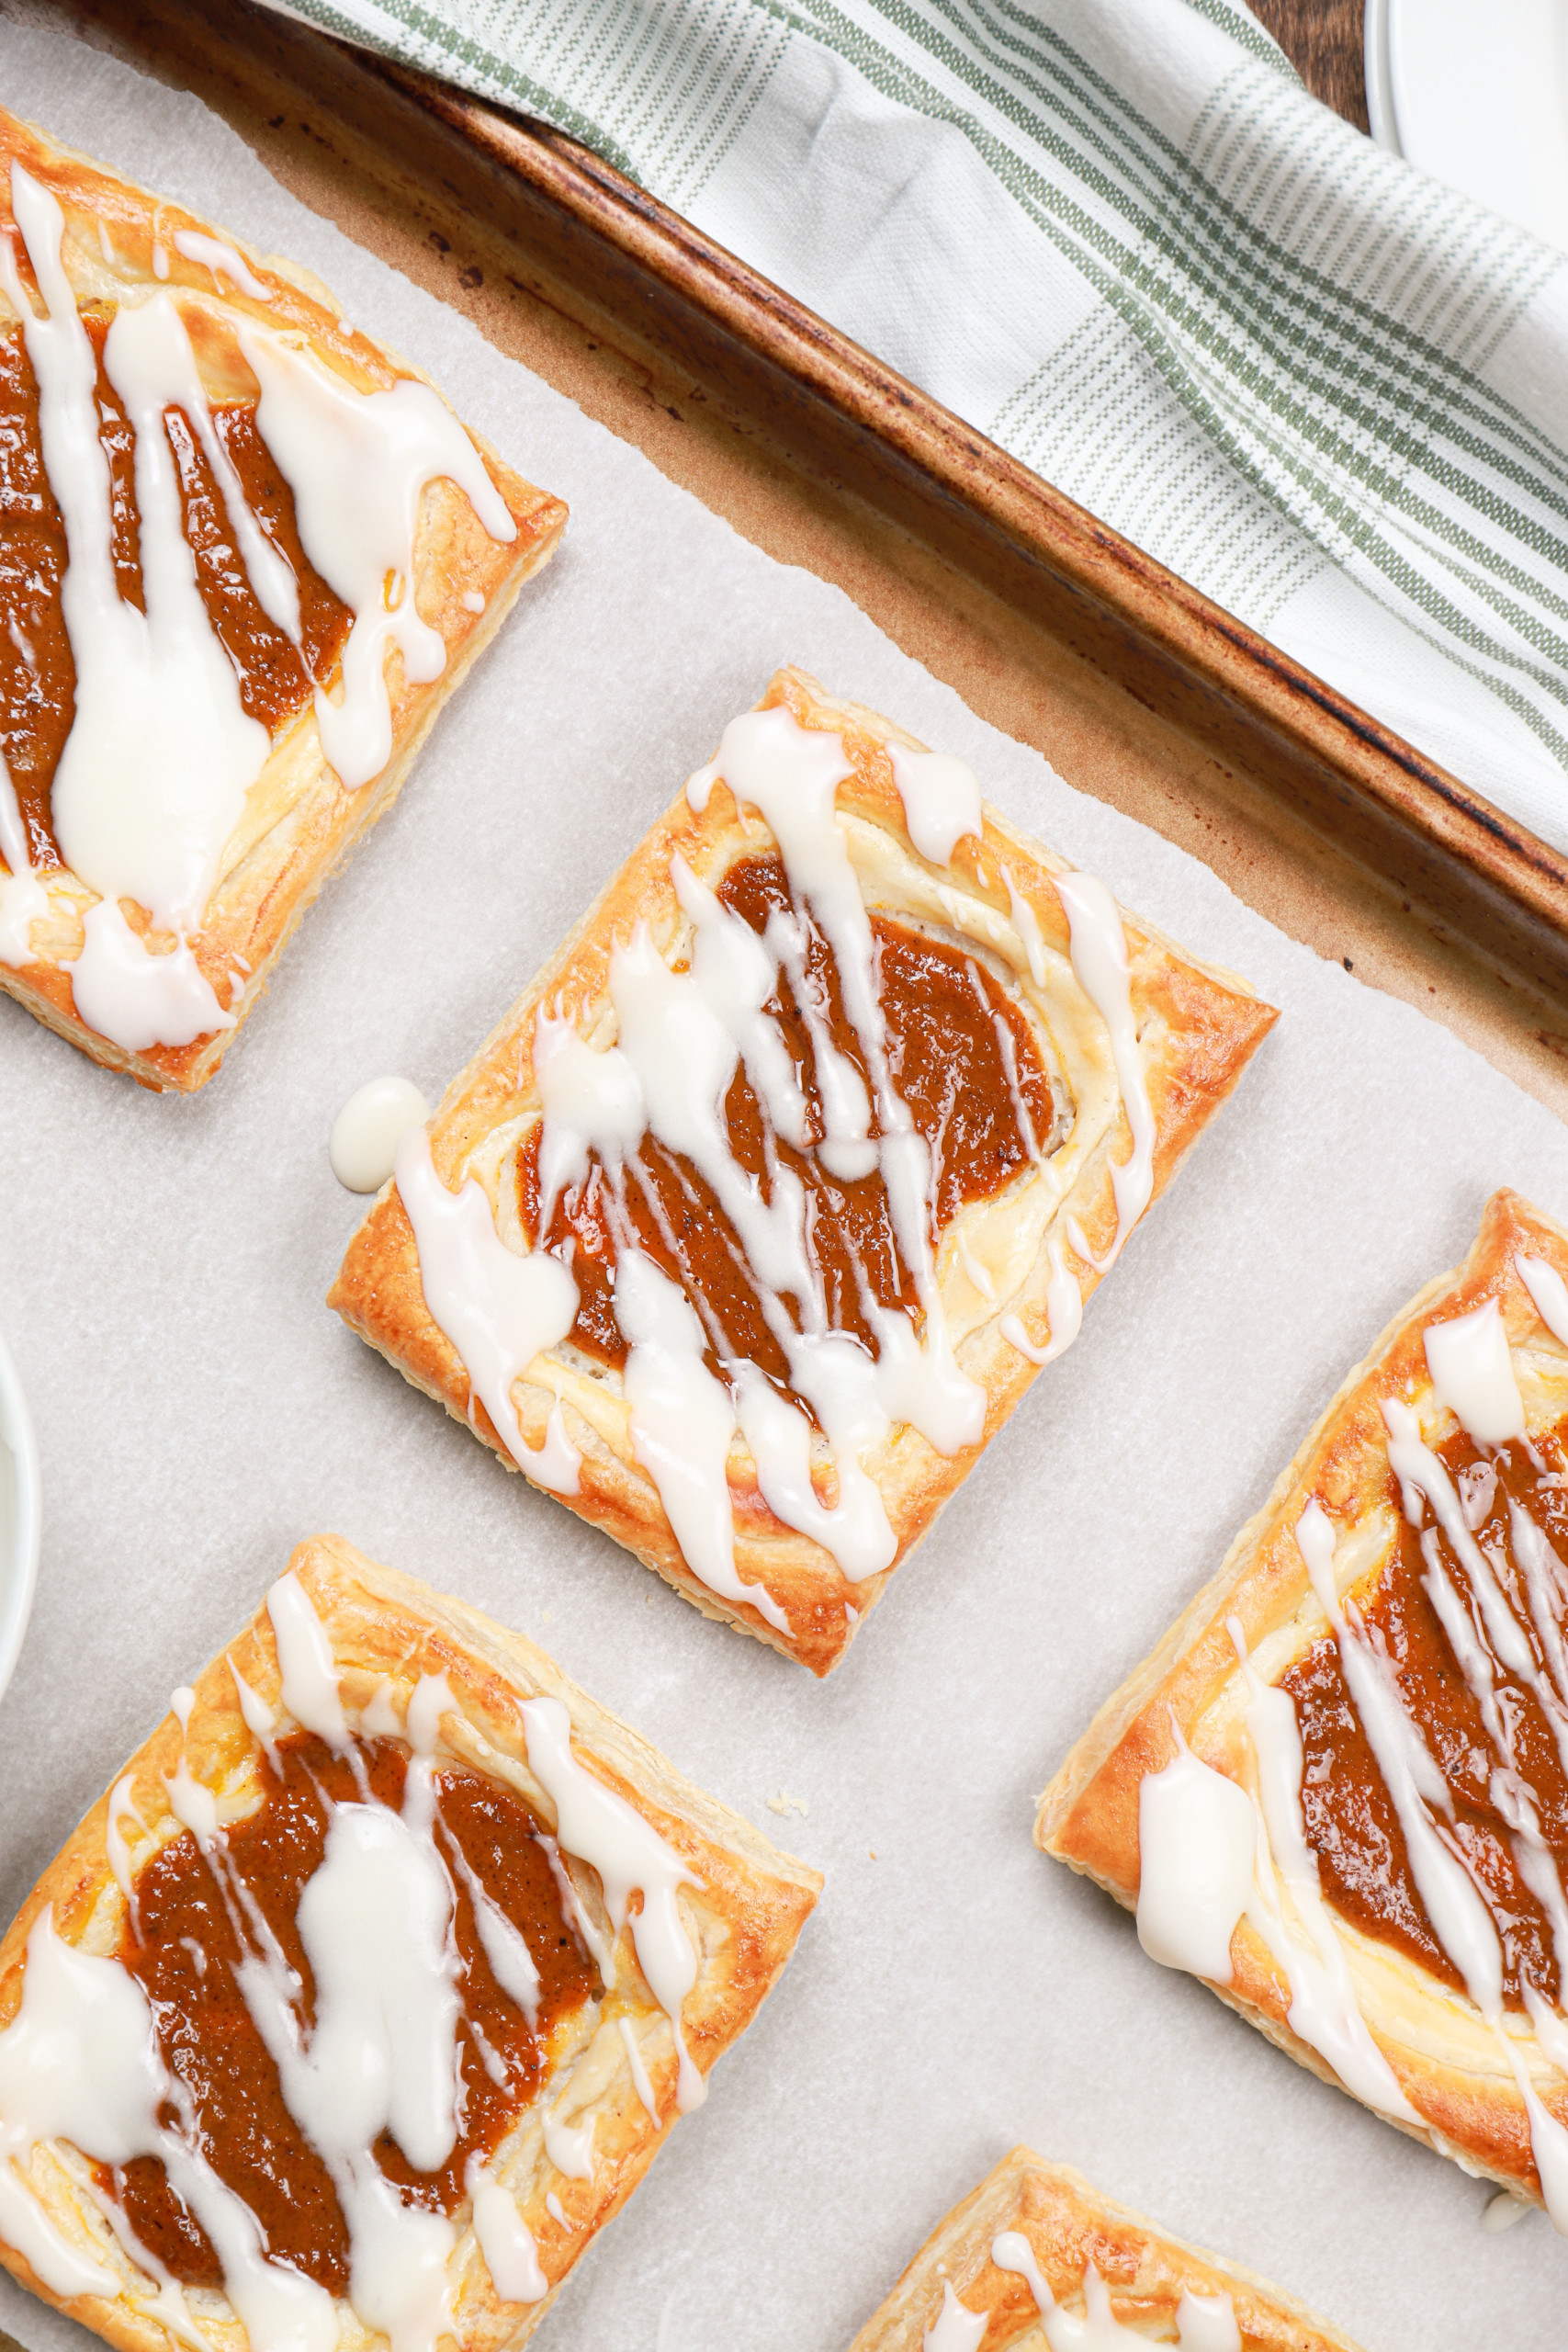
top-left (17, 0), bottom-right (1568, 1125)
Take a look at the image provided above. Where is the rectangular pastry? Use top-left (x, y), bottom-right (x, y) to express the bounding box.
top-left (330, 665), bottom-right (1277, 1675)
top-left (0, 107), bottom-right (566, 1090)
top-left (1038, 1187), bottom-right (1568, 2226)
top-left (847, 2146), bottom-right (1360, 2351)
top-left (0, 1533), bottom-right (819, 2350)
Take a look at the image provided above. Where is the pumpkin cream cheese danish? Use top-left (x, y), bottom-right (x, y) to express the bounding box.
top-left (849, 2146), bottom-right (1361, 2351)
top-left (1040, 1188), bottom-right (1568, 2226)
top-left (0, 1534), bottom-right (819, 2352)
top-left (331, 665), bottom-right (1276, 1674)
top-left (0, 108), bottom-right (566, 1089)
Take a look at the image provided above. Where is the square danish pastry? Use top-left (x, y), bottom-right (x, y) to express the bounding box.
top-left (331, 666), bottom-right (1276, 1674)
top-left (849, 2146), bottom-right (1361, 2351)
top-left (0, 1534), bottom-right (818, 2351)
top-left (1039, 1188), bottom-right (1568, 2226)
top-left (0, 108), bottom-right (566, 1090)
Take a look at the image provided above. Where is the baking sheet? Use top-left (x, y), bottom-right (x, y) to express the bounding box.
top-left (0, 18), bottom-right (1563, 2346)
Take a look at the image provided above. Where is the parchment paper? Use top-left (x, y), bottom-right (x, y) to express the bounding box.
top-left (0, 21), bottom-right (1562, 2348)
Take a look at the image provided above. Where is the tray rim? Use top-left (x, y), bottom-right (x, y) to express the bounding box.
top-left (356, 46), bottom-right (1568, 943)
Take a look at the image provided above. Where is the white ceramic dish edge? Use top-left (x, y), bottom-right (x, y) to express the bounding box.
top-left (1364, 0), bottom-right (1397, 153)
top-left (0, 1322), bottom-right (41, 1708)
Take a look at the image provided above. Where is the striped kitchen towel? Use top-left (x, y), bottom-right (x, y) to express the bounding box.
top-left (263, 0), bottom-right (1568, 854)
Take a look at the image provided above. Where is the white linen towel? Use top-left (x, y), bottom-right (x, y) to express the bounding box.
top-left (262, 0), bottom-right (1568, 854)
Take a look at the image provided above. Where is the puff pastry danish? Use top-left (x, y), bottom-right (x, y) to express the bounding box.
top-left (847, 2147), bottom-right (1361, 2351)
top-left (1039, 1188), bottom-right (1568, 2223)
top-left (330, 665), bottom-right (1276, 1674)
top-left (0, 1533), bottom-right (819, 2352)
top-left (0, 108), bottom-right (566, 1090)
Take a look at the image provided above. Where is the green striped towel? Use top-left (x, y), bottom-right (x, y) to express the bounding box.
top-left (264, 0), bottom-right (1568, 854)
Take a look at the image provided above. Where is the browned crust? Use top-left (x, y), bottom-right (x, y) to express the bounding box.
top-left (846, 2146), bottom-right (1365, 2351)
top-left (0, 107), bottom-right (567, 1092)
top-left (0, 1533), bottom-right (820, 2352)
top-left (329, 663), bottom-right (1277, 1674)
top-left (1036, 1186), bottom-right (1568, 2206)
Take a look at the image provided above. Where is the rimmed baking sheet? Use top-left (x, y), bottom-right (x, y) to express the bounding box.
top-left (1, 20), bottom-right (1565, 2349)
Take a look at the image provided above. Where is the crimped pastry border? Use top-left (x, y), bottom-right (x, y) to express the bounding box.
top-left (1037, 1186), bottom-right (1568, 2208)
top-left (0, 1533), bottom-right (820, 2352)
top-left (330, 664), bottom-right (1278, 1675)
top-left (0, 107), bottom-right (567, 1091)
top-left (846, 2146), bottom-right (1363, 2352)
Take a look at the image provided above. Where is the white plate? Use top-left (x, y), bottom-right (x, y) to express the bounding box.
top-left (1366, 0), bottom-right (1568, 251)
top-left (0, 1323), bottom-right (40, 1706)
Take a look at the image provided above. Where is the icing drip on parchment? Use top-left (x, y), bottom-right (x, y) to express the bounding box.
top-left (0, 1575), bottom-right (706, 2336)
top-left (0, 163), bottom-right (514, 1051)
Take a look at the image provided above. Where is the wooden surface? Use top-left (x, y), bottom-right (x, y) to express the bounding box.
top-left (1253, 0), bottom-right (1370, 131)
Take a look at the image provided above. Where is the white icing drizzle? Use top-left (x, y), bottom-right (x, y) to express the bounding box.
top-left (0, 164), bottom-right (514, 1048)
top-left (542, 2109), bottom-right (594, 2180)
top-left (266, 1569), bottom-right (352, 1748)
top-left (616, 2017), bottom-right (658, 2120)
top-left (921, 2278), bottom-right (987, 2352)
top-left (0, 1578), bottom-right (620, 2352)
top-left (1520, 1254), bottom-right (1568, 1348)
top-left (396, 1127), bottom-right (581, 1494)
top-left (0, 750), bottom-right (48, 968)
top-left (1000, 1234), bottom-right (1082, 1368)
top-left (991, 2234), bottom-right (1240, 2352)
top-left (521, 1694), bottom-right (705, 2113)
top-left (529, 704), bottom-right (996, 1605)
top-left (1424, 1301), bottom-right (1526, 1447)
top-left (1227, 1622), bottom-right (1417, 2119)
top-left (544, 2189), bottom-right (568, 2228)
top-left (1296, 1492), bottom-right (1568, 2223)
top-left (238, 327), bottom-right (514, 790)
top-left (1, 169), bottom-right (252, 1048)
top-left (955, 1236), bottom-right (996, 1302)
top-left (538, 1832), bottom-right (616, 1988)
top-left (886, 743), bottom-right (982, 866)
top-left (420, 707), bottom-right (1073, 1613)
top-left (0, 1910), bottom-right (342, 2349)
top-left (990, 2233), bottom-right (1053, 2319)
top-left (65, 901), bottom-right (233, 1054)
top-left (228, 1656), bottom-right (278, 1747)
top-left (170, 229), bottom-right (273, 302)
top-left (1001, 865), bottom-right (1047, 987)
top-left (330, 1076), bottom-right (430, 1193)
top-left (104, 1775), bottom-right (149, 1908)
top-left (1135, 1719), bottom-right (1255, 1982)
top-left (467, 2163), bottom-right (546, 2304)
top-left (1136, 1649), bottom-right (1414, 2119)
top-left (163, 1687), bottom-right (220, 1844)
top-left (614, 1251), bottom-right (790, 1631)
top-left (1054, 870), bottom-right (1155, 1272)
top-left (445, 1836), bottom-right (541, 2030)
top-left (231, 1765), bottom-right (463, 2352)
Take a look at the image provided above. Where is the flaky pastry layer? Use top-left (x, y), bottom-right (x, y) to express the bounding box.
top-left (1038, 1188), bottom-right (1568, 2209)
top-left (847, 2147), bottom-right (1362, 2351)
top-left (0, 1534), bottom-right (819, 2352)
top-left (330, 665), bottom-right (1276, 1674)
top-left (0, 109), bottom-right (567, 1091)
